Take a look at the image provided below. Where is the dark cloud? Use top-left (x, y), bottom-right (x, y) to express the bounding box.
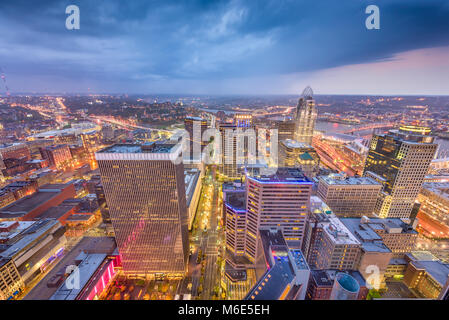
top-left (0, 0), bottom-right (448, 93)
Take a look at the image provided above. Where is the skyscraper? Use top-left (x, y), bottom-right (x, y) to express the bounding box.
top-left (294, 86), bottom-right (317, 145)
top-left (363, 126), bottom-right (438, 219)
top-left (95, 142), bottom-right (189, 278)
top-left (184, 116), bottom-right (208, 162)
top-left (218, 114), bottom-right (257, 178)
top-left (244, 168), bottom-right (312, 262)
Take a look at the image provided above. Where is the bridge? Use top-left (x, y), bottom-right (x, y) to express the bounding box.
top-left (342, 122), bottom-right (395, 134)
top-left (90, 115), bottom-right (172, 133)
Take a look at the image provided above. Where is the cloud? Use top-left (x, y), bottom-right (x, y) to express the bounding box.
top-left (0, 0), bottom-right (448, 94)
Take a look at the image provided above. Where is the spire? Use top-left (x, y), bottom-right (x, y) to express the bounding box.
top-left (301, 86), bottom-right (313, 100)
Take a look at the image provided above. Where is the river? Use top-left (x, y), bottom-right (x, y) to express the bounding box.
top-left (315, 121), bottom-right (449, 156)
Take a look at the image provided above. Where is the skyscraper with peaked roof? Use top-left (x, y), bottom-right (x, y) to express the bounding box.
top-left (294, 86), bottom-right (317, 145)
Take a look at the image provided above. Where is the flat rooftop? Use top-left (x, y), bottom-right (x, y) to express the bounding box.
top-left (281, 139), bottom-right (313, 149)
top-left (320, 174), bottom-right (381, 186)
top-left (97, 142), bottom-right (177, 154)
top-left (24, 237), bottom-right (116, 300)
top-left (0, 219), bottom-right (58, 259)
top-left (50, 252), bottom-right (107, 300)
top-left (411, 260), bottom-right (449, 287)
top-left (225, 191), bottom-right (246, 212)
top-left (185, 168), bottom-right (201, 207)
top-left (323, 216), bottom-right (361, 245)
top-left (38, 205), bottom-right (76, 220)
top-left (247, 167), bottom-right (311, 184)
top-left (340, 218), bottom-right (392, 253)
top-left (0, 191), bottom-right (60, 218)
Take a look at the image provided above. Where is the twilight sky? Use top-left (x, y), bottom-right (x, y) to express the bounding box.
top-left (1, 0), bottom-right (449, 95)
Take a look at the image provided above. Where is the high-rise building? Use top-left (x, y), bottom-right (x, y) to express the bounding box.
top-left (184, 116), bottom-right (208, 161)
top-left (245, 168), bottom-right (312, 262)
top-left (363, 126), bottom-right (438, 219)
top-left (276, 120), bottom-right (296, 144)
top-left (218, 116), bottom-right (257, 178)
top-left (317, 174), bottom-right (382, 218)
top-left (304, 212), bottom-right (361, 270)
top-left (95, 142), bottom-right (189, 278)
top-left (294, 86), bottom-right (317, 145)
top-left (279, 139), bottom-right (320, 178)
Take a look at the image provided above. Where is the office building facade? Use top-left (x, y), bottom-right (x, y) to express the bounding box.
top-left (363, 126), bottom-right (437, 219)
top-left (96, 143), bottom-right (189, 278)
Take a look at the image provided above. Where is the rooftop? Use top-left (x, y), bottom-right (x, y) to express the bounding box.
top-left (0, 219), bottom-right (59, 259)
top-left (0, 191), bottom-right (60, 218)
top-left (24, 237), bottom-right (116, 300)
top-left (311, 269), bottom-right (366, 288)
top-left (97, 142), bottom-right (177, 154)
top-left (320, 174), bottom-right (381, 186)
top-left (411, 260), bottom-right (449, 287)
top-left (50, 253), bottom-right (107, 300)
top-left (281, 139), bottom-right (313, 149)
top-left (246, 167), bottom-right (311, 184)
top-left (340, 218), bottom-right (392, 253)
top-left (225, 191), bottom-right (246, 212)
top-left (184, 168), bottom-right (201, 207)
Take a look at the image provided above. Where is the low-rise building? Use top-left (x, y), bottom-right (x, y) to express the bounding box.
top-left (306, 269), bottom-right (368, 300)
top-left (0, 257), bottom-right (25, 300)
top-left (403, 252), bottom-right (449, 299)
top-left (0, 183), bottom-right (76, 221)
top-left (0, 219), bottom-right (67, 285)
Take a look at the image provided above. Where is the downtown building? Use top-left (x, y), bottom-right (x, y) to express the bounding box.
top-left (363, 125), bottom-right (438, 219)
top-left (279, 139), bottom-right (321, 178)
top-left (184, 116), bottom-right (209, 163)
top-left (95, 142), bottom-right (189, 278)
top-left (294, 86), bottom-right (317, 145)
top-left (244, 168), bottom-right (313, 263)
top-left (317, 174), bottom-right (382, 218)
top-left (218, 114), bottom-right (258, 179)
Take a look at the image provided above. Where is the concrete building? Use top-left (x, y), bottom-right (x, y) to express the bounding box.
top-left (340, 218), bottom-right (394, 289)
top-left (363, 125), bottom-right (438, 219)
top-left (24, 237), bottom-right (117, 300)
top-left (0, 257), bottom-right (24, 300)
top-left (40, 144), bottom-right (72, 169)
top-left (0, 184), bottom-right (76, 221)
top-left (279, 139), bottom-right (320, 178)
top-left (244, 168), bottom-right (312, 262)
top-left (184, 116), bottom-right (208, 162)
top-left (306, 269), bottom-right (368, 300)
top-left (0, 219), bottom-right (67, 285)
top-left (276, 120), bottom-right (296, 144)
top-left (317, 174), bottom-right (382, 218)
top-left (184, 168), bottom-right (202, 230)
top-left (218, 115), bottom-right (257, 178)
top-left (418, 182), bottom-right (449, 228)
top-left (244, 229), bottom-right (310, 300)
top-left (95, 142), bottom-right (189, 278)
top-left (403, 253), bottom-right (449, 299)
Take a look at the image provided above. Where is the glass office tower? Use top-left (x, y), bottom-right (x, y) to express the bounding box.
top-left (363, 126), bottom-right (437, 219)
